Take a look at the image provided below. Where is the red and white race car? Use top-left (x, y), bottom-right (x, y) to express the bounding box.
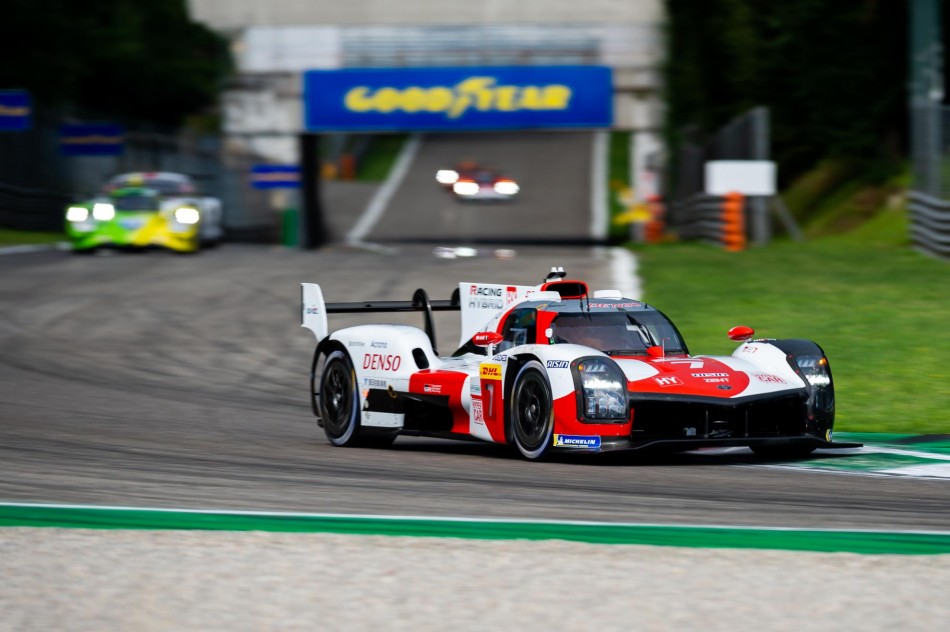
top-left (435, 162), bottom-right (519, 201)
top-left (301, 268), bottom-right (859, 460)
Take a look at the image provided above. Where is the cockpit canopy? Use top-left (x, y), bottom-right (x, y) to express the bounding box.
top-left (455, 299), bottom-right (689, 357)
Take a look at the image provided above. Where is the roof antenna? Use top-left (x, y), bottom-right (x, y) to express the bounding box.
top-left (544, 266), bottom-right (566, 282)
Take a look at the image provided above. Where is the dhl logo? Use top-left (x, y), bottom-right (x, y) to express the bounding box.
top-left (479, 363), bottom-right (502, 380)
top-left (344, 77), bottom-right (572, 119)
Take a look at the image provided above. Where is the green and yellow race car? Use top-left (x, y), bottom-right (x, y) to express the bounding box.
top-left (64, 172), bottom-right (223, 253)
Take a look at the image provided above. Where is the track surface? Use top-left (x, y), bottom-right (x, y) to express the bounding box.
top-left (1, 245), bottom-right (948, 532)
top-left (368, 132), bottom-right (595, 243)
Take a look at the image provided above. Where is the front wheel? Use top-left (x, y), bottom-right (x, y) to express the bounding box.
top-left (318, 349), bottom-right (361, 446)
top-left (509, 361), bottom-right (555, 460)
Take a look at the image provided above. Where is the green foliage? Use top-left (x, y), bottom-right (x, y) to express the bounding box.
top-left (0, 229), bottom-right (65, 246)
top-left (608, 131), bottom-right (632, 240)
top-left (782, 160), bottom-right (910, 237)
top-left (664, 0), bottom-right (907, 182)
top-left (356, 135), bottom-right (408, 182)
top-left (0, 0), bottom-right (232, 126)
top-left (633, 223), bottom-right (949, 434)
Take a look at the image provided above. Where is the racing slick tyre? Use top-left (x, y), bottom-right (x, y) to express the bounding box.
top-left (318, 349), bottom-right (362, 447)
top-left (510, 361), bottom-right (555, 460)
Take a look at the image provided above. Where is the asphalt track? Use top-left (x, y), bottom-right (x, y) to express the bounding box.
top-left (1, 244), bottom-right (948, 533)
top-left (367, 132), bottom-right (596, 243)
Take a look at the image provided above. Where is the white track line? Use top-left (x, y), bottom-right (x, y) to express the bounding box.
top-left (0, 242), bottom-right (70, 255)
top-left (346, 133), bottom-right (422, 246)
top-left (2, 501), bottom-right (948, 535)
top-left (610, 247), bottom-right (642, 299)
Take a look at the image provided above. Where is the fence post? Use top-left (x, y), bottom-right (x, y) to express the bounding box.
top-left (722, 192), bottom-right (746, 251)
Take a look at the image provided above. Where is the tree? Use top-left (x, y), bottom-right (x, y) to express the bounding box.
top-left (0, 0), bottom-right (232, 126)
top-left (664, 0), bottom-right (908, 182)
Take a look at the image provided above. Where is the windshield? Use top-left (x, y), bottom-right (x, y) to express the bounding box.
top-left (550, 311), bottom-right (688, 356)
top-left (113, 194), bottom-right (159, 211)
top-left (106, 177), bottom-right (193, 195)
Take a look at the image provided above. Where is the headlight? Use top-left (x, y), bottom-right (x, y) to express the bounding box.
top-left (92, 203), bottom-right (115, 221)
top-left (574, 357), bottom-right (627, 421)
top-left (174, 207), bottom-right (200, 225)
top-left (436, 169), bottom-right (459, 185)
top-left (795, 355), bottom-right (831, 387)
top-left (66, 206), bottom-right (89, 222)
top-left (453, 181), bottom-right (479, 196)
top-left (493, 180), bottom-right (519, 195)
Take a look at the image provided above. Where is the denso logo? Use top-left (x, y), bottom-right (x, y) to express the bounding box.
top-left (363, 354), bottom-right (402, 372)
top-left (343, 77), bottom-right (571, 120)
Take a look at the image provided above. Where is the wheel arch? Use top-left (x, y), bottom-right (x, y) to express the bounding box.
top-left (310, 338), bottom-right (347, 419)
top-left (501, 353), bottom-right (541, 444)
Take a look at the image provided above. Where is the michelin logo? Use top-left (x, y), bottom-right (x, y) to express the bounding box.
top-left (553, 434), bottom-right (601, 449)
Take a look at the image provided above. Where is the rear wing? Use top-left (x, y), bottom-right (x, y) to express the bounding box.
top-left (301, 283), bottom-right (460, 354)
top-left (303, 280), bottom-right (543, 353)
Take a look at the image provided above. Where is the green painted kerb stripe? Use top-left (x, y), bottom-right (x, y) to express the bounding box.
top-left (1, 505), bottom-right (948, 555)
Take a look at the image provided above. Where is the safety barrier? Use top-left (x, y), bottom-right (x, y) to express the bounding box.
top-left (908, 191), bottom-right (950, 259)
top-left (673, 193), bottom-right (747, 251)
top-left (0, 182), bottom-right (72, 232)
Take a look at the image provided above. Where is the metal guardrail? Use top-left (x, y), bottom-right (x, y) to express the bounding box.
top-left (908, 191), bottom-right (950, 259)
top-left (672, 194), bottom-right (732, 245)
top-left (0, 182), bottom-right (72, 232)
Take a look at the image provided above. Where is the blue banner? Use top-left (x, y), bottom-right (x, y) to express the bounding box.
top-left (59, 124), bottom-right (124, 156)
top-left (0, 90), bottom-right (31, 132)
top-left (250, 164), bottom-right (301, 189)
top-left (304, 66), bottom-right (612, 132)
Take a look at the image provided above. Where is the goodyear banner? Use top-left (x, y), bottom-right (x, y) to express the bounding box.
top-left (0, 90), bottom-right (31, 132)
top-left (304, 66), bottom-right (612, 132)
top-left (59, 124), bottom-right (124, 156)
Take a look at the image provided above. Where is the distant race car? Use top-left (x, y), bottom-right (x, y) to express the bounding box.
top-left (435, 162), bottom-right (519, 201)
top-left (65, 172), bottom-right (223, 253)
top-left (301, 268), bottom-right (860, 460)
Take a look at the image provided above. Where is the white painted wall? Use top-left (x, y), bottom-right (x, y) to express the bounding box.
top-left (187, 0), bottom-right (665, 169)
top-left (188, 0), bottom-right (661, 28)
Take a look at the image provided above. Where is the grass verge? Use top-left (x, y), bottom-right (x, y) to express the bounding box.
top-left (632, 209), bottom-right (949, 434)
top-left (0, 228), bottom-right (65, 247)
top-left (357, 134), bottom-right (408, 182)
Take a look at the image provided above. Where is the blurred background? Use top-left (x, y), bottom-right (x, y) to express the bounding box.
top-left (1, 0), bottom-right (945, 257)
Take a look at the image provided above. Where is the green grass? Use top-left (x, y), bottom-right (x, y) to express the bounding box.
top-left (607, 131), bottom-right (632, 240)
top-left (632, 210), bottom-right (949, 434)
top-left (0, 228), bottom-right (65, 246)
top-left (357, 134), bottom-right (408, 182)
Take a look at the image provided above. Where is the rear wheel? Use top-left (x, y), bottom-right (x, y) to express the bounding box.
top-left (510, 361), bottom-right (554, 460)
top-left (318, 350), bottom-right (361, 446)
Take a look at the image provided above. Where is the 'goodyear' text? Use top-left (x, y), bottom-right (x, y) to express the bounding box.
top-left (344, 77), bottom-right (572, 119)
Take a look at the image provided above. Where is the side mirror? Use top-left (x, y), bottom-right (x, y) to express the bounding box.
top-left (473, 331), bottom-right (504, 347)
top-left (646, 345), bottom-right (664, 358)
top-left (727, 325), bottom-right (755, 341)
